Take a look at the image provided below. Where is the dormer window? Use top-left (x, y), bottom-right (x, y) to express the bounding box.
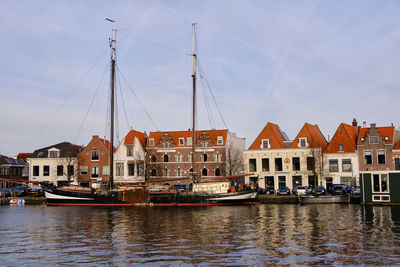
top-left (149, 138), bottom-right (155, 146)
top-left (370, 136), bottom-right (379, 144)
top-left (217, 136), bottom-right (224, 145)
top-left (361, 137), bottom-right (365, 142)
top-left (179, 138), bottom-right (185, 146)
top-left (48, 150), bottom-right (60, 158)
top-left (338, 144), bottom-right (344, 152)
top-left (187, 137), bottom-right (192, 146)
top-left (299, 138), bottom-right (308, 148)
top-left (127, 147), bottom-right (133, 157)
top-left (384, 136), bottom-right (389, 141)
top-left (261, 139), bottom-right (270, 149)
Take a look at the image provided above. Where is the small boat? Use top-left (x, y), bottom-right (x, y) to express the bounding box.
top-left (299, 194), bottom-right (350, 204)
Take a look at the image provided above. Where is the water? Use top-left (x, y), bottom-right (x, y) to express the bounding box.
top-left (1, 204), bottom-right (400, 266)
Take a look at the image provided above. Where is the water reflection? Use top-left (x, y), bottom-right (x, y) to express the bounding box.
top-left (0, 204), bottom-right (400, 265)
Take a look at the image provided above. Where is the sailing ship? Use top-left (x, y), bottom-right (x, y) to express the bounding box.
top-left (42, 23), bottom-right (258, 206)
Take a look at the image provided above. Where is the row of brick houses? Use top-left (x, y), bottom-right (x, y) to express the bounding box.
top-left (243, 119), bottom-right (400, 203)
top-left (27, 129), bottom-right (245, 187)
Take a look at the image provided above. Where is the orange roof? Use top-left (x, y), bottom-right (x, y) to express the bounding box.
top-left (124, 130), bottom-right (145, 145)
top-left (17, 153), bottom-right (33, 160)
top-left (289, 123), bottom-right (328, 149)
top-left (99, 137), bottom-right (116, 152)
top-left (357, 126), bottom-right (394, 145)
top-left (394, 140), bottom-right (400, 150)
top-left (248, 122), bottom-right (289, 150)
top-left (148, 129), bottom-right (228, 147)
top-left (325, 123), bottom-right (358, 153)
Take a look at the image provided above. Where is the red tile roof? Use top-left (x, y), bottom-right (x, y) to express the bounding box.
top-left (289, 123), bottom-right (328, 149)
top-left (99, 137), bottom-right (116, 152)
top-left (357, 126), bottom-right (394, 145)
top-left (248, 122), bottom-right (289, 150)
top-left (148, 129), bottom-right (228, 147)
top-left (124, 130), bottom-right (145, 145)
top-left (17, 153), bottom-right (33, 160)
top-left (395, 140), bottom-right (400, 150)
top-left (325, 123), bottom-right (358, 153)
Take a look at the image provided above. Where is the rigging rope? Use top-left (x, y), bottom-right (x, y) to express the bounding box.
top-left (116, 68), bottom-right (135, 131)
top-left (199, 73), bottom-right (215, 129)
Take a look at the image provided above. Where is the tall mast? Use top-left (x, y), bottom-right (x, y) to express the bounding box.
top-left (191, 23), bottom-right (197, 183)
top-left (109, 24), bottom-right (116, 189)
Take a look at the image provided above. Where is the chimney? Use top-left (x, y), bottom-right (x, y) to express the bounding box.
top-left (363, 121), bottom-right (366, 128)
top-left (370, 123), bottom-right (376, 129)
top-left (352, 118), bottom-right (358, 127)
top-left (391, 123), bottom-right (393, 126)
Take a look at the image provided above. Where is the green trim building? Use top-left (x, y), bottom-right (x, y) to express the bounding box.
top-left (360, 172), bottom-right (400, 204)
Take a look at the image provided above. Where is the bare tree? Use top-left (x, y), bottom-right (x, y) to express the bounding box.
top-left (305, 137), bottom-right (324, 189)
top-left (57, 156), bottom-right (78, 185)
top-left (225, 141), bottom-right (244, 176)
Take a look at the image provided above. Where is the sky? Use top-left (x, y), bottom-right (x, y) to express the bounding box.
top-left (1, 0), bottom-right (400, 157)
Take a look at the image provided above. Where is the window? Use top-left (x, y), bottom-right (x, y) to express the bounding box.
top-left (261, 139), bottom-right (270, 149)
top-left (163, 143), bottom-right (169, 148)
top-left (370, 136), bottom-right (379, 144)
top-left (149, 138), bottom-right (155, 146)
top-left (189, 154), bottom-right (193, 162)
top-left (203, 154), bottom-right (208, 162)
top-left (201, 142), bottom-right (207, 148)
top-left (384, 136), bottom-right (389, 141)
top-left (57, 165), bottom-right (64, 176)
top-left (329, 160), bottom-right (338, 172)
top-left (202, 168), bottom-right (208, 176)
top-left (395, 158), bottom-right (400, 170)
top-left (91, 167), bottom-right (99, 178)
top-left (91, 150), bottom-right (99, 161)
top-left (179, 138), bottom-right (185, 146)
top-left (176, 154), bottom-right (182, 162)
top-left (187, 137), bottom-right (192, 146)
top-left (249, 159), bottom-right (257, 172)
top-left (127, 147), bottom-right (133, 157)
top-left (342, 159), bottom-right (352, 172)
top-left (163, 168), bottom-right (168, 177)
top-left (275, 158), bottom-right (283, 171)
top-left (338, 144), bottom-right (344, 152)
top-left (102, 166), bottom-right (109, 176)
top-left (307, 157), bottom-right (315, 171)
top-left (377, 150), bottom-right (386, 164)
top-left (373, 174), bottom-right (389, 193)
top-left (49, 150), bottom-right (59, 158)
top-left (292, 157), bottom-right (300, 171)
top-left (215, 153), bottom-right (222, 162)
top-left (151, 169), bottom-right (157, 177)
top-left (80, 166), bottom-right (88, 175)
top-left (217, 136), bottom-right (223, 145)
top-left (67, 165), bottom-right (74, 176)
top-left (163, 154), bottom-right (169, 162)
top-left (151, 155), bottom-right (157, 162)
top-left (43, 166), bottom-right (50, 176)
top-left (128, 163), bottom-right (134, 176)
top-left (116, 163), bottom-right (124, 176)
top-left (33, 166), bottom-right (39, 176)
top-left (299, 138), bottom-right (307, 148)
top-left (177, 168), bottom-right (181, 177)
top-left (361, 137), bottom-right (365, 142)
top-left (278, 176), bottom-right (286, 188)
top-left (137, 162), bottom-right (144, 176)
top-left (215, 168), bottom-right (221, 176)
top-left (364, 151), bottom-right (372, 165)
top-left (292, 176), bottom-right (302, 186)
top-left (262, 158), bottom-right (270, 172)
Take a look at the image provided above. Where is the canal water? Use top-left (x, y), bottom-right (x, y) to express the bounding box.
top-left (1, 204), bottom-right (400, 266)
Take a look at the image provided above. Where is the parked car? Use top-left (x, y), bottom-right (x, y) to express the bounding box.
top-left (174, 184), bottom-right (186, 192)
top-left (277, 186), bottom-right (290, 195)
top-left (352, 186), bottom-right (360, 195)
top-left (314, 186), bottom-right (326, 195)
top-left (329, 184), bottom-right (350, 194)
top-left (28, 188), bottom-right (44, 197)
top-left (0, 188), bottom-right (11, 197)
top-left (332, 185), bottom-right (347, 195)
top-left (306, 186), bottom-right (314, 194)
top-left (11, 186), bottom-right (29, 197)
top-left (292, 186), bottom-right (307, 196)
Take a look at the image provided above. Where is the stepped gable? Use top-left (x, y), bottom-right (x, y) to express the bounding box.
top-left (248, 122), bottom-right (289, 150)
top-left (289, 122), bottom-right (328, 150)
top-left (357, 125), bottom-right (394, 145)
top-left (326, 123), bottom-right (358, 153)
top-left (123, 129), bottom-right (145, 145)
top-left (148, 129), bottom-right (228, 147)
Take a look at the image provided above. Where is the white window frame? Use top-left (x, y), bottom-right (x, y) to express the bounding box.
top-left (176, 153), bottom-right (182, 162)
top-left (372, 173), bottom-right (389, 193)
top-left (338, 144), bottom-right (344, 152)
top-left (91, 166), bottom-right (99, 178)
top-left (299, 138), bottom-right (308, 148)
top-left (370, 136), bottom-right (379, 144)
top-left (102, 166), bottom-right (110, 176)
top-left (127, 147), bottom-right (133, 157)
top-left (80, 166), bottom-right (88, 175)
top-left (116, 162), bottom-right (124, 177)
top-left (179, 138), bottom-right (185, 146)
top-left (217, 136), bottom-right (224, 145)
top-left (91, 150), bottom-right (100, 161)
top-left (377, 149), bottom-right (386, 165)
top-left (187, 137), bottom-right (192, 146)
top-left (261, 139), bottom-right (270, 149)
top-left (364, 150), bottom-right (372, 165)
top-left (177, 168), bottom-right (181, 177)
top-left (372, 195), bottom-right (390, 202)
top-left (149, 138), bottom-right (155, 147)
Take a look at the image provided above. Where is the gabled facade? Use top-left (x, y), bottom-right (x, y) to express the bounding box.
top-left (114, 130), bottom-right (146, 184)
top-left (244, 122), bottom-right (328, 191)
top-left (146, 129), bottom-right (245, 184)
top-left (77, 136), bottom-right (114, 187)
top-left (28, 142), bottom-right (81, 186)
top-left (324, 121), bottom-right (359, 187)
top-left (0, 155), bottom-right (29, 180)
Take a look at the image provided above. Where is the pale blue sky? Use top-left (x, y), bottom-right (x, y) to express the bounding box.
top-left (1, 0), bottom-right (400, 156)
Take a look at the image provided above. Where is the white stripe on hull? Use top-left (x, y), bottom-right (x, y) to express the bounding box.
top-left (207, 192), bottom-right (257, 201)
top-left (45, 191), bottom-right (94, 200)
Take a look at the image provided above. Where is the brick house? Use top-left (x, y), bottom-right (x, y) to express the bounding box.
top-left (78, 136), bottom-right (115, 187)
top-left (0, 155), bottom-right (29, 180)
top-left (324, 121), bottom-right (359, 188)
top-left (146, 129), bottom-right (245, 184)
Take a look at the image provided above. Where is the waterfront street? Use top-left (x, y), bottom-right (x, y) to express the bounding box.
top-left (1, 204), bottom-right (400, 266)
